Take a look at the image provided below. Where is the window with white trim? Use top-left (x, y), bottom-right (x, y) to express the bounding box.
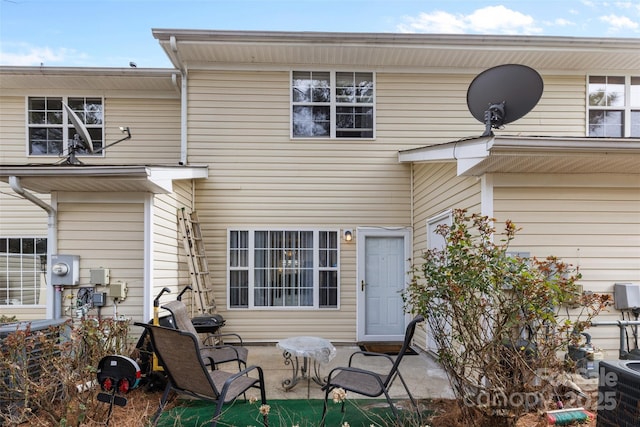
top-left (0, 237), bottom-right (47, 305)
top-left (291, 71), bottom-right (374, 138)
top-left (588, 76), bottom-right (640, 137)
top-left (228, 229), bottom-right (338, 308)
top-left (28, 96), bottom-right (103, 156)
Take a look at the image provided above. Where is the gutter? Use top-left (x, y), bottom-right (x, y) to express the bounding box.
top-left (9, 176), bottom-right (58, 319)
top-left (151, 29), bottom-right (640, 51)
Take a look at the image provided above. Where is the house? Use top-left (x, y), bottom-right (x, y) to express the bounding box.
top-left (1, 31), bottom-right (639, 356)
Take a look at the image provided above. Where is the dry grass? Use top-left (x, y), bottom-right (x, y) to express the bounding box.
top-left (13, 390), bottom-right (599, 427)
top-left (15, 388), bottom-right (163, 427)
top-left (424, 398), bottom-right (597, 427)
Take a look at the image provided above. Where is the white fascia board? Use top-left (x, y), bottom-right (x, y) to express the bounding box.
top-left (146, 165), bottom-right (208, 192)
top-left (398, 137), bottom-right (492, 175)
top-left (489, 136), bottom-right (640, 153)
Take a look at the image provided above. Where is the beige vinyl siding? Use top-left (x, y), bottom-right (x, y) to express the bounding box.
top-left (1, 308), bottom-right (47, 322)
top-left (101, 98), bottom-right (180, 164)
top-left (493, 176), bottom-right (640, 356)
top-left (409, 162), bottom-right (481, 350)
top-left (0, 94), bottom-right (180, 165)
top-left (152, 180), bottom-right (194, 307)
top-left (0, 189), bottom-right (49, 237)
top-left (57, 197), bottom-right (144, 322)
top-left (536, 75), bottom-right (587, 135)
top-left (411, 162), bottom-right (481, 257)
top-left (376, 73), bottom-right (587, 149)
top-left (186, 70), bottom-right (412, 342)
top-left (377, 73), bottom-right (478, 143)
top-left (0, 96), bottom-right (27, 161)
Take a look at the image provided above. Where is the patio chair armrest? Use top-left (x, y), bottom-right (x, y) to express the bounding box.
top-left (323, 365), bottom-right (386, 390)
top-left (219, 364), bottom-right (265, 394)
top-left (347, 351), bottom-right (395, 367)
top-left (235, 364), bottom-right (263, 379)
top-left (201, 344), bottom-right (242, 357)
top-left (203, 332), bottom-right (244, 346)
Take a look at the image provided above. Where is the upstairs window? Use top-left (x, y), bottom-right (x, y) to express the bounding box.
top-left (228, 229), bottom-right (339, 309)
top-left (588, 76), bottom-right (640, 137)
top-left (28, 96), bottom-right (103, 156)
top-left (291, 71), bottom-right (374, 138)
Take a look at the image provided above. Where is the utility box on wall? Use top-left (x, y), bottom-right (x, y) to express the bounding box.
top-left (51, 254), bottom-right (80, 286)
top-left (614, 283), bottom-right (640, 310)
top-left (108, 282), bottom-right (127, 300)
top-left (90, 268), bottom-right (110, 285)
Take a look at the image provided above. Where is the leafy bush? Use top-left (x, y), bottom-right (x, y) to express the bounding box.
top-left (403, 209), bottom-right (611, 427)
top-left (0, 317), bottom-right (130, 426)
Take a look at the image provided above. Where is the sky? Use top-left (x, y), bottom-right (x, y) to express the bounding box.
top-left (0, 0), bottom-right (639, 68)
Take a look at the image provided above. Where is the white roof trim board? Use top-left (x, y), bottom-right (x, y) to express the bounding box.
top-left (398, 136), bottom-right (640, 176)
top-left (0, 165), bottom-right (208, 194)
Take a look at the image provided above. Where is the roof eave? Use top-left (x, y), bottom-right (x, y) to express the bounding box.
top-left (151, 29), bottom-right (640, 71)
top-left (0, 165), bottom-right (208, 194)
top-left (398, 136), bottom-right (640, 175)
top-left (151, 29), bottom-right (640, 48)
top-left (0, 66), bottom-right (177, 76)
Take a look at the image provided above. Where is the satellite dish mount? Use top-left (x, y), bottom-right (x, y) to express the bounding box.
top-left (60, 103), bottom-right (131, 165)
top-left (466, 64), bottom-right (543, 137)
top-left (67, 134), bottom-right (86, 165)
top-left (484, 102), bottom-right (506, 136)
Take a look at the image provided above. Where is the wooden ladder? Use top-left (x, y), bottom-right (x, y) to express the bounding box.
top-left (178, 208), bottom-right (217, 315)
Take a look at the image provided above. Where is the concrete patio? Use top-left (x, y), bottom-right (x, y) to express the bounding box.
top-left (241, 344), bottom-right (455, 401)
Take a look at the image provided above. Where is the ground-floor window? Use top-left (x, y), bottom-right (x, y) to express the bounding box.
top-left (0, 237), bottom-right (47, 305)
top-left (228, 229), bottom-right (338, 309)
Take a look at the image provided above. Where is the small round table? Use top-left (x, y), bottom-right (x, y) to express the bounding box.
top-left (276, 336), bottom-right (337, 394)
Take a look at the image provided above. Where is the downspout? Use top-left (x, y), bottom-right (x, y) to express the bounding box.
top-left (180, 71), bottom-right (188, 165)
top-left (170, 35), bottom-right (188, 165)
top-left (9, 176), bottom-right (59, 319)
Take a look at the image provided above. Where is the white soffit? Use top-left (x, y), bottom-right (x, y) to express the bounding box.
top-left (0, 165), bottom-right (208, 194)
top-left (152, 30), bottom-right (640, 73)
top-left (398, 136), bottom-right (640, 175)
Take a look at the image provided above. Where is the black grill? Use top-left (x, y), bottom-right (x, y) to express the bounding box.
top-left (191, 314), bottom-right (225, 333)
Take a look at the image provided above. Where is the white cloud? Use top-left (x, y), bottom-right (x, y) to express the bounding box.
top-left (396, 11), bottom-right (467, 34)
top-left (397, 6), bottom-right (542, 35)
top-left (0, 43), bottom-right (83, 66)
top-left (614, 1), bottom-right (640, 15)
top-left (600, 14), bottom-right (640, 32)
top-left (580, 0), bottom-right (597, 7)
top-left (553, 18), bottom-right (576, 27)
top-left (466, 6), bottom-right (541, 34)
top-left (614, 2), bottom-right (636, 10)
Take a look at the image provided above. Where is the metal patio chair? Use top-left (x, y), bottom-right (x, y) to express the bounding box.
top-left (162, 300), bottom-right (248, 371)
top-left (320, 314), bottom-right (425, 426)
top-left (137, 323), bottom-right (268, 427)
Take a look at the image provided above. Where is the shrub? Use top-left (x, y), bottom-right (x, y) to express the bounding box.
top-left (403, 209), bottom-right (611, 426)
top-left (0, 317), bottom-right (130, 426)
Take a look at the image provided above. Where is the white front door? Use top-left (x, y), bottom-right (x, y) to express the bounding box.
top-left (356, 228), bottom-right (411, 342)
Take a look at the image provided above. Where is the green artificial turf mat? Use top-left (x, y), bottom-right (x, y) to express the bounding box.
top-left (157, 398), bottom-right (431, 427)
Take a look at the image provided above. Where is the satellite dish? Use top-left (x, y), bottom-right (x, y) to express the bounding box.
top-left (55, 104), bottom-right (132, 166)
top-left (62, 102), bottom-right (93, 153)
top-left (466, 64), bottom-right (543, 136)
